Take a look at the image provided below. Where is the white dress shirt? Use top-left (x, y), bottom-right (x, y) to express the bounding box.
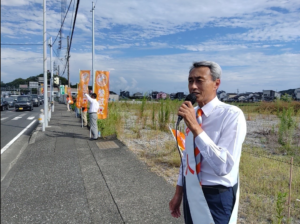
top-left (177, 96), bottom-right (247, 187)
top-left (85, 94), bottom-right (99, 113)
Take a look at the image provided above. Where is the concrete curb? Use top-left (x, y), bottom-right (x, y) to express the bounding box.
top-left (28, 124), bottom-right (42, 145)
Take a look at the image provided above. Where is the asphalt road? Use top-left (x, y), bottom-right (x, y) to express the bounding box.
top-left (1, 105), bottom-right (41, 149)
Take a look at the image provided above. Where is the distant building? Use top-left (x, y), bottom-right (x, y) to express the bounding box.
top-left (120, 90), bottom-right (130, 98)
top-left (274, 92), bottom-right (281, 99)
top-left (217, 90), bottom-right (227, 101)
top-left (109, 91), bottom-right (119, 102)
top-left (157, 91), bottom-right (167, 100)
top-left (170, 93), bottom-right (175, 100)
top-left (263, 90), bottom-right (275, 99)
top-left (226, 93), bottom-right (237, 99)
top-left (152, 91), bottom-right (159, 99)
top-left (133, 92), bottom-right (143, 99)
top-left (174, 92), bottom-right (185, 100)
top-left (294, 88), bottom-right (300, 100)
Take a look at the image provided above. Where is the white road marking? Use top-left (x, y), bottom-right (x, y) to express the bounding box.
top-left (12, 117), bottom-right (22, 120)
top-left (27, 116), bottom-right (35, 120)
top-left (1, 119), bottom-right (37, 154)
top-left (1, 117), bottom-right (8, 121)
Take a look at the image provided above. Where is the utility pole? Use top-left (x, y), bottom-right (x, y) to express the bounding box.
top-left (91, 2), bottom-right (95, 92)
top-left (67, 36), bottom-right (70, 87)
top-left (57, 64), bottom-right (60, 98)
top-left (43, 0), bottom-right (48, 131)
top-left (49, 37), bottom-right (54, 112)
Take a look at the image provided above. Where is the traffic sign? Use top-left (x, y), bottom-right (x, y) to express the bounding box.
top-left (29, 81), bottom-right (39, 88)
top-left (60, 85), bottom-right (65, 95)
top-left (19, 84), bottom-right (28, 88)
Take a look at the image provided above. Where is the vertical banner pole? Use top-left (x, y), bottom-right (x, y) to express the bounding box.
top-left (288, 157), bottom-right (293, 221)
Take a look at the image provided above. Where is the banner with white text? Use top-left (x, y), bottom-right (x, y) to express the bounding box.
top-left (94, 71), bottom-right (109, 119)
top-left (78, 70), bottom-right (90, 108)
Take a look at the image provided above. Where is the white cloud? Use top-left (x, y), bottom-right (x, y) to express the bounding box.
top-left (1, 0), bottom-right (28, 6)
top-left (1, 46), bottom-right (300, 93)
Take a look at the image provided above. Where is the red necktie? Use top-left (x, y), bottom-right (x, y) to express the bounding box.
top-left (194, 109), bottom-right (203, 185)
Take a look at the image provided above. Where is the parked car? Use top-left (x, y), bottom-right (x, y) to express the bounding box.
top-left (39, 95), bottom-right (44, 105)
top-left (15, 95), bottom-right (33, 111)
top-left (5, 97), bottom-right (16, 108)
top-left (1, 98), bottom-right (9, 111)
top-left (31, 94), bottom-right (41, 107)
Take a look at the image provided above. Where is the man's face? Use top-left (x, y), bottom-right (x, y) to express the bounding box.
top-left (188, 67), bottom-right (220, 106)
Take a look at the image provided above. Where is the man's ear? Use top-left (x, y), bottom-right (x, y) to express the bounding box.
top-left (214, 79), bottom-right (221, 90)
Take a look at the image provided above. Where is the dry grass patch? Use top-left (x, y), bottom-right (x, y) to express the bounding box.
top-left (115, 100), bottom-right (300, 223)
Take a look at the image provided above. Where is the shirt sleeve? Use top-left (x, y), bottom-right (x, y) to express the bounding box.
top-left (85, 93), bottom-right (93, 102)
top-left (195, 109), bottom-right (247, 176)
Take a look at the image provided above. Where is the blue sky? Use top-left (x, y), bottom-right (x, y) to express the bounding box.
top-left (1, 0), bottom-right (300, 95)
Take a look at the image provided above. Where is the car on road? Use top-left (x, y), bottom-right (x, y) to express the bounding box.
top-left (31, 94), bottom-right (41, 107)
top-left (1, 98), bottom-right (9, 111)
top-left (15, 95), bottom-right (33, 111)
top-left (5, 97), bottom-right (16, 108)
top-left (39, 95), bottom-right (44, 105)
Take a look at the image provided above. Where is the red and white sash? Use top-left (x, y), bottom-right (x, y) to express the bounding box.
top-left (184, 106), bottom-right (239, 224)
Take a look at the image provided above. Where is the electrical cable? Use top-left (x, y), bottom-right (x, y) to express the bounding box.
top-left (52, 0), bottom-right (74, 46)
top-left (61, 0), bottom-right (80, 77)
top-left (68, 0), bottom-right (76, 38)
top-left (68, 0), bottom-right (80, 57)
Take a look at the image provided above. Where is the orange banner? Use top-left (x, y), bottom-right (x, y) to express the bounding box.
top-left (94, 71), bottom-right (109, 119)
top-left (64, 85), bottom-right (68, 95)
top-left (67, 87), bottom-right (73, 104)
top-left (78, 70), bottom-right (90, 108)
top-left (169, 126), bottom-right (185, 153)
top-left (76, 95), bottom-right (81, 108)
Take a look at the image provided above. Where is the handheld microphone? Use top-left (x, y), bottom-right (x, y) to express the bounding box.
top-left (177, 93), bottom-right (197, 125)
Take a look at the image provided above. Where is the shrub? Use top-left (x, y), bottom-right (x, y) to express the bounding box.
top-left (97, 102), bottom-right (121, 137)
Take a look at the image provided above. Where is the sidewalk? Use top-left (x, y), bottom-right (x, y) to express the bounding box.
top-left (1, 102), bottom-right (184, 224)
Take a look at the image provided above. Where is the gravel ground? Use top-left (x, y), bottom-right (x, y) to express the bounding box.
top-left (119, 113), bottom-right (289, 186)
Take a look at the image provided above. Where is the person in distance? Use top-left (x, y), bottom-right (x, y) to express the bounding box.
top-left (85, 93), bottom-right (99, 140)
top-left (169, 61), bottom-right (247, 224)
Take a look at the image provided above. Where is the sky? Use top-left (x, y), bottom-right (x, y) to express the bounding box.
top-left (1, 0), bottom-right (300, 95)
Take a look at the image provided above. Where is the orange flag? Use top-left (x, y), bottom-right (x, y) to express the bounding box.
top-left (94, 71), bottom-right (109, 119)
top-left (64, 85), bottom-right (68, 95)
top-left (67, 87), bottom-right (73, 104)
top-left (78, 70), bottom-right (90, 108)
top-left (169, 125), bottom-right (186, 153)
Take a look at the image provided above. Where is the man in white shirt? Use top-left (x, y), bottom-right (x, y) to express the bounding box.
top-left (169, 61), bottom-right (247, 224)
top-left (85, 93), bottom-right (100, 140)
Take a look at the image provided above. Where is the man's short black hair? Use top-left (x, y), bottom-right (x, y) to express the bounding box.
top-left (92, 93), bottom-right (97, 98)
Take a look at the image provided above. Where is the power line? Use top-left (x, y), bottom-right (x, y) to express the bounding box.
top-left (61, 0), bottom-right (80, 77)
top-left (52, 0), bottom-right (74, 46)
top-left (68, 0), bottom-right (76, 38)
top-left (68, 0), bottom-right (80, 57)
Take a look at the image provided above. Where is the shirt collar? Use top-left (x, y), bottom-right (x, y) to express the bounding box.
top-left (198, 96), bottom-right (220, 117)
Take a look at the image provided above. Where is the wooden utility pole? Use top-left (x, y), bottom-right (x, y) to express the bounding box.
top-left (67, 36), bottom-right (70, 87)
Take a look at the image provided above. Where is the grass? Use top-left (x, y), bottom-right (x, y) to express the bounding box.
top-left (240, 145), bottom-right (300, 223)
top-left (82, 99), bottom-right (300, 223)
